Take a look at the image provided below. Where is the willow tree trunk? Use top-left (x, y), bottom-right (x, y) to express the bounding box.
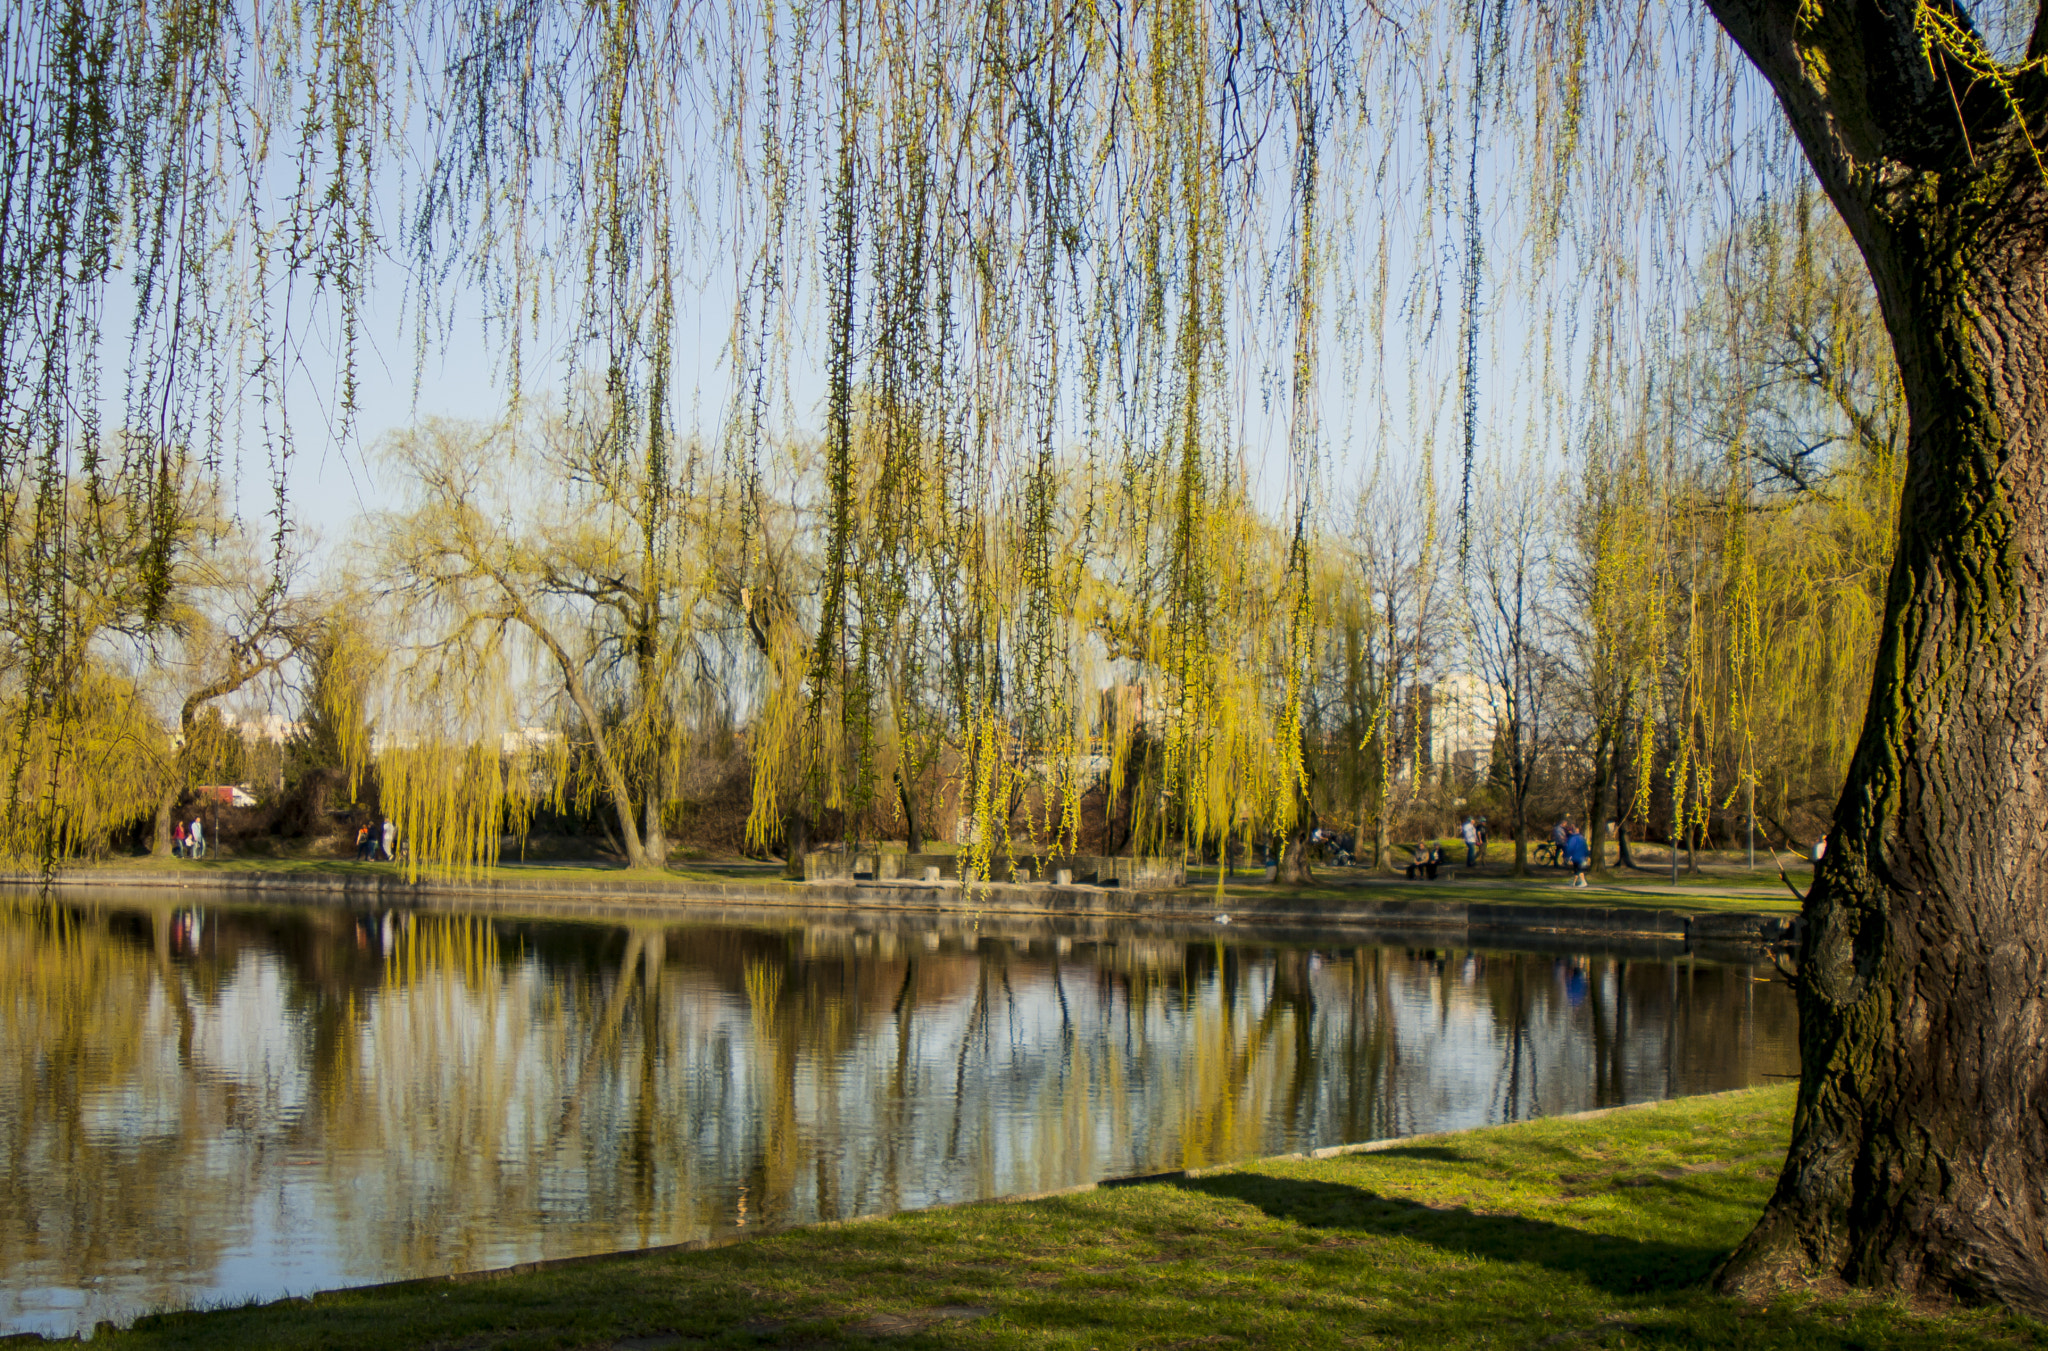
top-left (781, 810), bottom-right (811, 880)
top-left (899, 776), bottom-right (923, 854)
top-left (1276, 829), bottom-right (1315, 886)
top-left (1375, 760), bottom-right (1393, 873)
top-left (1275, 775), bottom-right (1316, 886)
top-left (150, 786), bottom-right (180, 859)
top-left (1586, 723), bottom-right (1617, 880)
top-left (1708, 0), bottom-right (2048, 1311)
top-left (1611, 736), bottom-right (1642, 870)
top-left (642, 791), bottom-right (669, 868)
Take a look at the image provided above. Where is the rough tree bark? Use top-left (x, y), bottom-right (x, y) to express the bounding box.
top-left (1706, 0), bottom-right (2048, 1311)
top-left (897, 773), bottom-right (924, 854)
top-left (781, 810), bottom-right (810, 879)
top-left (1275, 748), bottom-right (1318, 885)
top-left (1612, 734), bottom-right (1646, 869)
top-left (1586, 721), bottom-right (1617, 880)
top-left (1276, 826), bottom-right (1316, 885)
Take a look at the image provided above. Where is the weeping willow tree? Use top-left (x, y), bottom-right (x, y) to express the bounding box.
top-left (138, 500), bottom-right (319, 857)
top-left (1682, 195), bottom-right (1907, 847)
top-left (1568, 405), bottom-right (1664, 875)
top-left (370, 402), bottom-right (747, 874)
top-left (0, 446), bottom-right (283, 860)
top-left (1565, 195), bottom-right (1904, 873)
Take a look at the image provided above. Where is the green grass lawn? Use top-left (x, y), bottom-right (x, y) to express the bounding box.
top-left (69, 856), bottom-right (773, 885)
top-left (93, 1086), bottom-right (2044, 1350)
top-left (1183, 875), bottom-right (1804, 915)
top-left (61, 852), bottom-right (1808, 915)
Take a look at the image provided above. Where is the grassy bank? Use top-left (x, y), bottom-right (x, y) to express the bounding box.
top-left (58, 855), bottom-right (1803, 917)
top-left (1194, 877), bottom-right (1802, 915)
top-left (79, 856), bottom-right (762, 885)
top-left (86, 1086), bottom-right (2041, 1350)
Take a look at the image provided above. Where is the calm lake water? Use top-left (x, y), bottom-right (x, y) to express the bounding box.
top-left (0, 890), bottom-right (1798, 1337)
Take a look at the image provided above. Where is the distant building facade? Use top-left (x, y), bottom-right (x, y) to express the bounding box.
top-left (1391, 673), bottom-right (1497, 782)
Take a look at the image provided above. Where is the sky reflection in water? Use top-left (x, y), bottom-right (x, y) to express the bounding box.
top-left (0, 891), bottom-right (1797, 1337)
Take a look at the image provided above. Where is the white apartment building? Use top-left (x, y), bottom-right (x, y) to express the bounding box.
top-left (1428, 673), bottom-right (1496, 776)
top-left (1388, 673), bottom-right (1497, 781)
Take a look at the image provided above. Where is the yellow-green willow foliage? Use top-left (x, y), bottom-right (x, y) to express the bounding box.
top-left (2, 0), bottom-right (1849, 873)
top-left (371, 402), bottom-right (745, 874)
top-left (1565, 196), bottom-right (1903, 853)
top-left (1094, 471), bottom-right (1306, 863)
top-left (138, 511), bottom-right (320, 857)
top-left (1570, 407), bottom-right (1665, 862)
top-left (0, 0), bottom-right (404, 863)
top-left (373, 739), bottom-right (564, 879)
top-left (729, 0), bottom-right (1359, 877)
top-left (0, 667), bottom-right (166, 859)
top-left (298, 615), bottom-right (381, 804)
top-left (738, 399), bottom-right (1339, 877)
top-left (0, 453), bottom-right (259, 860)
top-left (1674, 198), bottom-right (1903, 840)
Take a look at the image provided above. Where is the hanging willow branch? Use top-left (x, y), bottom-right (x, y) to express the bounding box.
top-left (0, 0), bottom-right (1857, 878)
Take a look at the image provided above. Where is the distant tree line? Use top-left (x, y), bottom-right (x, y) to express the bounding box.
top-left (7, 200), bottom-right (1892, 883)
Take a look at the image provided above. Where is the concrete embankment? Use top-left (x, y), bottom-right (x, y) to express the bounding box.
top-left (6, 865), bottom-right (1793, 952)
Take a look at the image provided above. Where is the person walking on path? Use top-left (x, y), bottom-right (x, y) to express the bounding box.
top-left (355, 822), bottom-right (373, 862)
top-left (380, 816), bottom-right (396, 863)
top-left (1461, 817), bottom-right (1480, 868)
top-left (173, 819), bottom-right (188, 860)
top-left (1539, 817), bottom-right (1569, 867)
top-left (1564, 826), bottom-right (1591, 887)
top-left (188, 816), bottom-right (206, 860)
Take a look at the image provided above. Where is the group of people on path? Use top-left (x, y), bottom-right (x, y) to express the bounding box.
top-left (171, 814), bottom-right (400, 862)
top-left (171, 817), bottom-right (206, 859)
top-left (354, 817), bottom-right (398, 863)
top-left (1459, 816), bottom-right (1490, 866)
top-left (1443, 814), bottom-right (1593, 885)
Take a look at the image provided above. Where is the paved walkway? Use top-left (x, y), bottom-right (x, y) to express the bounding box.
top-left (1293, 870), bottom-right (1797, 898)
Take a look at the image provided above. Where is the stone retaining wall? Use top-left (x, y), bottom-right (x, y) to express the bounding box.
top-left (6, 866), bottom-right (1789, 949)
top-left (804, 850), bottom-right (1187, 890)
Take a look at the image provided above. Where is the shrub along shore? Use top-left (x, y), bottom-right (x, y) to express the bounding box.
top-left (56, 1086), bottom-right (2046, 1350)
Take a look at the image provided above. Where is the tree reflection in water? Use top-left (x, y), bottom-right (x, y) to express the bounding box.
top-left (0, 891), bottom-right (1797, 1337)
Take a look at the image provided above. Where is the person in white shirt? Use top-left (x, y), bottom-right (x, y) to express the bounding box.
top-left (1461, 816), bottom-right (1479, 867)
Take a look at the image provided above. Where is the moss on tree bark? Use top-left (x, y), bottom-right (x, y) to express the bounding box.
top-left (1707, 0), bottom-right (2048, 1310)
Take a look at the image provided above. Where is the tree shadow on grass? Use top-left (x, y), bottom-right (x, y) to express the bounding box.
top-left (1359, 1144), bottom-right (1469, 1162)
top-left (1172, 1170), bottom-right (1729, 1296)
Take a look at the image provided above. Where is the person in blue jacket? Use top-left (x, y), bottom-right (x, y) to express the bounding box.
top-left (1563, 825), bottom-right (1591, 887)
